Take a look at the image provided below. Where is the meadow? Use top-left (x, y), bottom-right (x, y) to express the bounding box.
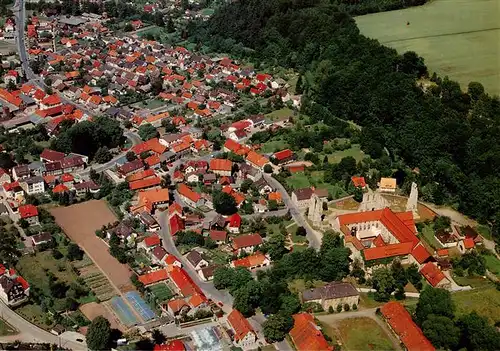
top-left (356, 0), bottom-right (500, 95)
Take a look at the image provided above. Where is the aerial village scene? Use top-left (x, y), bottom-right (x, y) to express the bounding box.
top-left (0, 0), bottom-right (497, 350)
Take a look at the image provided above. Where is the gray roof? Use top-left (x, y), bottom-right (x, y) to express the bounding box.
top-left (0, 203), bottom-right (8, 214)
top-left (186, 250), bottom-right (204, 267)
top-left (302, 282), bottom-right (358, 302)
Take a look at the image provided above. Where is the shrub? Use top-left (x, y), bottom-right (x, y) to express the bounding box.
top-left (344, 303), bottom-right (350, 311)
top-left (353, 304), bottom-right (357, 310)
top-left (337, 304), bottom-right (342, 313)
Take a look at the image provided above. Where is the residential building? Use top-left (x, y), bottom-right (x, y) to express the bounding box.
top-left (185, 250), bottom-right (208, 271)
top-left (351, 176), bottom-right (367, 189)
top-left (19, 204), bottom-right (39, 225)
top-left (74, 181), bottom-right (100, 197)
top-left (0, 267), bottom-right (29, 307)
top-left (151, 246), bottom-right (168, 264)
top-left (291, 187), bottom-right (314, 209)
top-left (138, 269), bottom-right (169, 286)
top-left (20, 176), bottom-right (45, 195)
top-left (227, 213), bottom-right (241, 234)
top-left (137, 234), bottom-right (162, 253)
top-left (231, 252), bottom-right (270, 270)
top-left (301, 281), bottom-right (359, 311)
top-left (118, 159), bottom-right (144, 177)
top-left (31, 232), bottom-right (52, 247)
top-left (232, 233), bottom-right (263, 255)
top-left (379, 177), bottom-right (397, 192)
top-left (272, 149), bottom-right (295, 164)
top-left (198, 265), bottom-right (218, 281)
top-left (419, 262), bottom-right (451, 289)
top-left (209, 158), bottom-right (232, 177)
top-left (226, 309), bottom-right (257, 349)
top-left (380, 302), bottom-right (435, 351)
top-left (209, 230), bottom-right (227, 244)
top-left (289, 313), bottom-right (332, 351)
top-left (12, 165), bottom-right (30, 180)
top-left (177, 184), bottom-right (203, 208)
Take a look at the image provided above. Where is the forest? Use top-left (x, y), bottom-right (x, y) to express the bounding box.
top-left (188, 0), bottom-right (500, 239)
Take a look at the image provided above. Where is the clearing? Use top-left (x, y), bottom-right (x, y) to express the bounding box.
top-left (317, 316), bottom-right (396, 351)
top-left (355, 0), bottom-right (500, 95)
top-left (80, 302), bottom-right (124, 331)
top-left (51, 200), bottom-right (135, 292)
top-left (452, 287), bottom-right (500, 324)
top-left (0, 318), bottom-right (17, 336)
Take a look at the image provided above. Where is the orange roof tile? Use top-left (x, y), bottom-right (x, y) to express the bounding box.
top-left (126, 169), bottom-right (156, 182)
top-left (246, 151), bottom-right (268, 168)
top-left (232, 252), bottom-right (267, 269)
top-left (210, 158), bottom-right (232, 172)
top-left (290, 313), bottom-right (332, 351)
top-left (227, 309), bottom-right (255, 341)
top-left (380, 302), bottom-right (435, 351)
top-left (363, 242), bottom-right (413, 261)
top-left (177, 184), bottom-right (200, 203)
top-left (145, 154), bottom-right (161, 167)
top-left (411, 243), bottom-right (432, 264)
top-left (419, 262), bottom-right (447, 287)
top-left (129, 176), bottom-right (161, 190)
top-left (138, 269), bottom-right (169, 285)
top-left (268, 192), bottom-right (282, 202)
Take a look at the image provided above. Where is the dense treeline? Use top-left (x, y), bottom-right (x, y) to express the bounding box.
top-left (331, 0), bottom-right (428, 16)
top-left (189, 0), bottom-right (500, 237)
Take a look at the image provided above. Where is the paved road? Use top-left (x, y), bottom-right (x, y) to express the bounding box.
top-left (157, 211), bottom-right (234, 310)
top-left (316, 308), bottom-right (402, 351)
top-left (0, 299), bottom-right (86, 350)
top-left (264, 174), bottom-right (322, 249)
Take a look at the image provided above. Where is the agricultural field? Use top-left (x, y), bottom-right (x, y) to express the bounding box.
top-left (452, 287), bottom-right (500, 324)
top-left (355, 0), bottom-right (500, 95)
top-left (78, 264), bottom-right (117, 302)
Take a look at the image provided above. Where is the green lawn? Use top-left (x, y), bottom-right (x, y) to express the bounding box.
top-left (149, 283), bottom-right (174, 302)
top-left (355, 0), bottom-right (500, 95)
top-left (265, 107), bottom-right (294, 121)
top-left (476, 224), bottom-right (493, 240)
top-left (16, 304), bottom-right (52, 329)
top-left (259, 139), bottom-right (290, 154)
top-left (16, 251), bottom-right (78, 296)
top-left (452, 287), bottom-right (500, 324)
top-left (336, 317), bottom-right (395, 351)
top-left (326, 144), bottom-right (365, 163)
top-left (452, 273), bottom-right (492, 289)
top-left (419, 224), bottom-right (443, 249)
top-left (286, 172), bottom-right (311, 189)
top-left (483, 254), bottom-right (500, 277)
top-left (0, 318), bottom-right (17, 336)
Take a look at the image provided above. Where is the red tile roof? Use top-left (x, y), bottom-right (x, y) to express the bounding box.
top-left (169, 267), bottom-right (203, 297)
top-left (373, 235), bottom-right (386, 247)
top-left (232, 252), bottom-right (267, 268)
top-left (246, 150), bottom-right (268, 168)
top-left (227, 213), bottom-right (241, 228)
top-left (436, 249), bottom-right (449, 257)
top-left (419, 262), bottom-right (447, 287)
top-left (42, 94), bottom-right (61, 106)
top-left (143, 234), bottom-right (161, 247)
top-left (40, 148), bottom-right (65, 162)
top-left (210, 158), bottom-right (232, 172)
top-left (177, 184), bottom-right (201, 203)
top-left (169, 214), bottom-right (185, 236)
top-left (463, 237), bottom-right (475, 249)
top-left (209, 230), bottom-right (227, 242)
top-left (227, 309), bottom-right (255, 341)
top-left (273, 149), bottom-right (293, 161)
top-left (338, 208), bottom-right (419, 247)
top-left (126, 169), bottom-right (156, 182)
top-left (380, 302), bottom-right (435, 351)
top-left (351, 176), bottom-right (366, 188)
top-left (132, 138), bottom-right (167, 155)
top-left (363, 242), bottom-right (414, 261)
top-left (224, 139), bottom-right (243, 153)
top-left (153, 340), bottom-right (185, 351)
top-left (129, 176), bottom-right (161, 190)
top-left (289, 313), bottom-right (332, 351)
top-left (19, 204), bottom-right (38, 219)
top-left (411, 243), bottom-right (432, 264)
top-left (232, 233), bottom-right (263, 249)
top-left (138, 269), bottom-right (169, 285)
top-left (52, 184), bottom-right (69, 193)
top-left (166, 299), bottom-right (188, 314)
top-left (168, 202), bottom-right (183, 216)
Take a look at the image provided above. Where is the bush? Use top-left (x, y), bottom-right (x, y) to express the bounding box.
top-left (328, 306), bottom-right (334, 314)
top-left (344, 303), bottom-right (350, 311)
top-left (52, 249), bottom-right (63, 260)
top-left (337, 304), bottom-right (342, 313)
top-left (353, 304), bottom-right (357, 310)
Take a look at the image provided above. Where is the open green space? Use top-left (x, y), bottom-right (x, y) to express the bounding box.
top-left (259, 139), bottom-right (290, 154)
top-left (326, 144), bottom-right (365, 164)
top-left (355, 0), bottom-right (500, 95)
top-left (418, 224), bottom-right (443, 250)
top-left (452, 287), bottom-right (500, 324)
top-left (0, 318), bottom-right (17, 336)
top-left (285, 172), bottom-right (348, 199)
top-left (336, 317), bottom-right (395, 351)
top-left (476, 224), bottom-right (492, 240)
top-left (265, 107), bottom-right (294, 121)
top-left (483, 253), bottom-right (500, 277)
top-left (16, 251), bottom-right (78, 296)
top-left (149, 283), bottom-right (174, 302)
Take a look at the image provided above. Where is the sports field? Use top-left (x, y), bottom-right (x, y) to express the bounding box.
top-left (356, 0), bottom-right (500, 95)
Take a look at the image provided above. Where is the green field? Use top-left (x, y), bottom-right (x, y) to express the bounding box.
top-left (149, 283), bottom-right (173, 302)
top-left (356, 0), bottom-right (500, 95)
top-left (285, 172), bottom-right (348, 199)
top-left (452, 287), bottom-right (500, 324)
top-left (336, 317), bottom-right (395, 351)
top-left (326, 144), bottom-right (365, 164)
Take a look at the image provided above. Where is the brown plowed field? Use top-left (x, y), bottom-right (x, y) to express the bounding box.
top-left (51, 200), bottom-right (135, 292)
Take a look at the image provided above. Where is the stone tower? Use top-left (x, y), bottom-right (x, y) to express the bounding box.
top-left (406, 182), bottom-right (419, 218)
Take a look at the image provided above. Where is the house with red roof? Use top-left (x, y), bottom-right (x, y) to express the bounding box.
top-left (351, 176), bottom-right (367, 189)
top-left (153, 340), bottom-right (185, 351)
top-left (419, 262), bottom-right (450, 288)
top-left (226, 309), bottom-right (257, 349)
top-left (380, 302), bottom-right (435, 351)
top-left (40, 94), bottom-right (62, 110)
top-left (227, 213), bottom-right (241, 234)
top-left (209, 158), bottom-right (232, 177)
top-left (245, 151), bottom-right (269, 170)
top-left (177, 184), bottom-right (203, 208)
top-left (231, 252), bottom-right (270, 270)
top-left (231, 233), bottom-right (262, 255)
top-left (272, 149), bottom-right (295, 164)
top-left (458, 237), bottom-right (476, 254)
top-left (169, 214), bottom-right (185, 236)
top-left (0, 266), bottom-right (30, 306)
top-left (138, 269), bottom-right (169, 286)
top-left (137, 234), bottom-right (161, 253)
top-left (289, 313), bottom-right (332, 351)
top-left (18, 204), bottom-right (39, 225)
top-left (168, 267), bottom-right (205, 299)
